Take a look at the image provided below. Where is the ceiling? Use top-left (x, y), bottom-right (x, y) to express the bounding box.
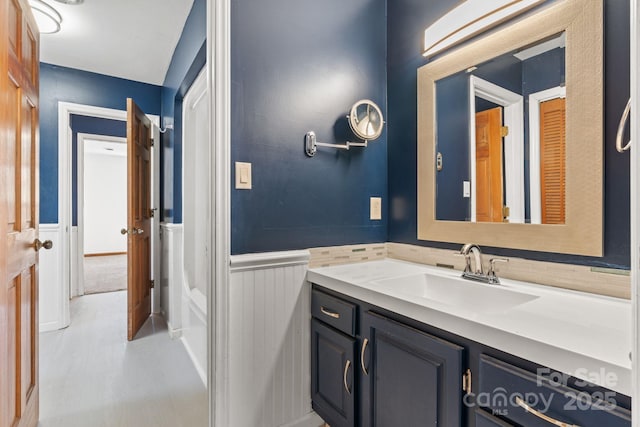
top-left (37, 0), bottom-right (195, 86)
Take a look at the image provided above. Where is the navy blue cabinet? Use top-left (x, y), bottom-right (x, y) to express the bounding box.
top-left (310, 285), bottom-right (631, 427)
top-left (311, 318), bottom-right (356, 427)
top-left (478, 354), bottom-right (631, 427)
top-left (359, 311), bottom-right (464, 427)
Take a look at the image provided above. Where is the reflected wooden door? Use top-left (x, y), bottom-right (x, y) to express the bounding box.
top-left (475, 107), bottom-right (503, 223)
top-left (540, 97), bottom-right (566, 224)
top-left (1, 0), bottom-right (41, 426)
top-left (125, 98), bottom-right (152, 341)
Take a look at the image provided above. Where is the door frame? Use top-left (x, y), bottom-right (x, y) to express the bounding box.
top-left (75, 132), bottom-right (127, 297)
top-left (57, 102), bottom-right (160, 327)
top-left (630, 0), bottom-right (639, 425)
top-left (208, 0), bottom-right (232, 425)
top-left (468, 75), bottom-right (525, 223)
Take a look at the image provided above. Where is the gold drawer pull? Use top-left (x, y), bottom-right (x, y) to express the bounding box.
top-left (515, 397), bottom-right (579, 427)
top-left (343, 359), bottom-right (352, 395)
top-left (361, 338), bottom-right (369, 376)
top-left (320, 306), bottom-right (340, 319)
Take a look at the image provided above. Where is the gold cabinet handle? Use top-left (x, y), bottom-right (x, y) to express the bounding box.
top-left (343, 359), bottom-right (352, 395)
top-left (361, 338), bottom-right (369, 376)
top-left (515, 397), bottom-right (579, 427)
top-left (33, 239), bottom-right (53, 251)
top-left (320, 306), bottom-right (340, 319)
top-left (616, 98), bottom-right (632, 152)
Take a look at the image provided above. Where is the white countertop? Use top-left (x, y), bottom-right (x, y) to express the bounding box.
top-left (307, 259), bottom-right (632, 395)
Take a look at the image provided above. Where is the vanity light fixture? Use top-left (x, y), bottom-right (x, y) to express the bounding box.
top-left (305, 99), bottom-right (384, 157)
top-left (423, 0), bottom-right (545, 58)
top-left (29, 0), bottom-right (62, 34)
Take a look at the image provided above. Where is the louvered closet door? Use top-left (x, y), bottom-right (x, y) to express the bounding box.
top-left (1, 0), bottom-right (40, 426)
top-left (540, 97), bottom-right (566, 224)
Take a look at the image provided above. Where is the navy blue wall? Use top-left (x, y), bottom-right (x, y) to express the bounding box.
top-left (388, 0), bottom-right (631, 268)
top-left (230, 0), bottom-right (387, 255)
top-left (70, 115), bottom-right (126, 226)
top-left (39, 63), bottom-right (162, 224)
top-left (160, 0), bottom-right (206, 223)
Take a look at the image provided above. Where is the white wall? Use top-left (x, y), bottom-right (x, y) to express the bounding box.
top-left (83, 149), bottom-right (127, 254)
top-left (38, 224), bottom-right (68, 332)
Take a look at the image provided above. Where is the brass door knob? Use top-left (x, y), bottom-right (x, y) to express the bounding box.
top-left (34, 239), bottom-right (53, 251)
top-left (121, 228), bottom-right (144, 235)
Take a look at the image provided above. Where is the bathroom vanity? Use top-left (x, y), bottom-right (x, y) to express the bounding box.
top-left (308, 259), bottom-right (631, 427)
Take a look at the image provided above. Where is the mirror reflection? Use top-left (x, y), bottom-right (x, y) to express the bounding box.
top-left (435, 32), bottom-right (566, 224)
top-left (349, 99), bottom-right (384, 141)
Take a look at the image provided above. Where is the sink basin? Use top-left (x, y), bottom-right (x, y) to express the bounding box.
top-left (371, 273), bottom-right (539, 314)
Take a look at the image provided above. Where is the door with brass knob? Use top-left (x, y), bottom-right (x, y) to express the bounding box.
top-left (1, 1), bottom-right (42, 425)
top-left (126, 98), bottom-right (153, 341)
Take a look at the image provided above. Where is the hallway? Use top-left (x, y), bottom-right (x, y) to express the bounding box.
top-left (39, 291), bottom-right (207, 427)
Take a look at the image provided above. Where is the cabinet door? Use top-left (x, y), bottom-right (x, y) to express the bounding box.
top-left (360, 312), bottom-right (464, 427)
top-left (311, 319), bottom-right (356, 427)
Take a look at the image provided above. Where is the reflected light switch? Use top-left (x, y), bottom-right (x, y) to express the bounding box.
top-left (236, 162), bottom-right (252, 190)
top-left (463, 181), bottom-right (470, 198)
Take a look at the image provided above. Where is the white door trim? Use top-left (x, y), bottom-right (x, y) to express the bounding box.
top-left (468, 75), bottom-right (525, 223)
top-left (57, 102), bottom-right (160, 328)
top-left (528, 86), bottom-right (566, 224)
top-left (76, 132), bottom-right (127, 298)
top-left (208, 0), bottom-right (231, 424)
top-left (630, 0), bottom-right (639, 425)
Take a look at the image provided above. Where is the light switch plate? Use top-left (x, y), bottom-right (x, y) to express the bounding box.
top-left (235, 162), bottom-right (252, 190)
top-left (463, 181), bottom-right (470, 198)
top-left (370, 197), bottom-right (382, 220)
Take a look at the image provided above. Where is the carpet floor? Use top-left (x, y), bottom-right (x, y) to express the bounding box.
top-left (84, 254), bottom-right (127, 294)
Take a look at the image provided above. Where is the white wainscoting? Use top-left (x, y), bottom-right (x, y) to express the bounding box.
top-left (70, 226), bottom-right (80, 298)
top-left (39, 224), bottom-right (68, 332)
top-left (228, 250), bottom-right (323, 427)
top-left (160, 223), bottom-right (183, 336)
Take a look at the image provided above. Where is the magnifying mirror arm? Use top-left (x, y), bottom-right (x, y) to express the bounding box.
top-left (305, 131), bottom-right (368, 157)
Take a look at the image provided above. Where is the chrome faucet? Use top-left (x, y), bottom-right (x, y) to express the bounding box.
top-left (458, 243), bottom-right (508, 284)
top-left (459, 243), bottom-right (484, 274)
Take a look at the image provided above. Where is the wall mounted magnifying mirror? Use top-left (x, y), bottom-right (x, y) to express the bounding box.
top-left (305, 99), bottom-right (384, 157)
top-left (417, 0), bottom-right (603, 256)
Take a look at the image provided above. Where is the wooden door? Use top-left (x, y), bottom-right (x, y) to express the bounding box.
top-left (359, 311), bottom-right (464, 427)
top-left (1, 0), bottom-right (41, 426)
top-left (126, 98), bottom-right (152, 341)
top-left (540, 97), bottom-right (566, 224)
top-left (475, 107), bottom-right (504, 223)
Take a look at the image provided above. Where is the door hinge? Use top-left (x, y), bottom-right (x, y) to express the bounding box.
top-left (149, 208), bottom-right (157, 218)
top-left (462, 369), bottom-right (472, 395)
top-left (150, 137), bottom-right (155, 147)
top-left (150, 280), bottom-right (155, 289)
top-left (500, 126), bottom-right (509, 137)
top-left (502, 205), bottom-right (510, 219)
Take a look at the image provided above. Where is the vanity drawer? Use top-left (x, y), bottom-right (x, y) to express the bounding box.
top-left (478, 355), bottom-right (631, 427)
top-left (311, 289), bottom-right (356, 336)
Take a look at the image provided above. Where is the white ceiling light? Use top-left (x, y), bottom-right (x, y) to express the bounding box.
top-left (423, 0), bottom-right (545, 58)
top-left (29, 0), bottom-right (62, 34)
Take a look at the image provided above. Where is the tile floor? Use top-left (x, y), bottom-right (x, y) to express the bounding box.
top-left (39, 291), bottom-right (208, 427)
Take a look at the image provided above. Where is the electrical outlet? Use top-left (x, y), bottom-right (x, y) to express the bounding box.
top-left (370, 197), bottom-right (382, 220)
